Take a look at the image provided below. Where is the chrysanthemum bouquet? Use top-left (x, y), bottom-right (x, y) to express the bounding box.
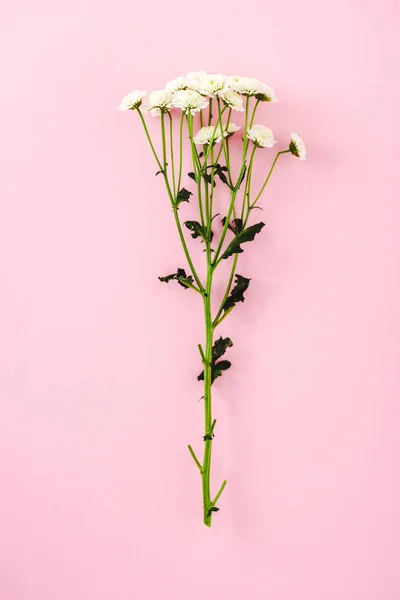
top-left (119, 71), bottom-right (306, 527)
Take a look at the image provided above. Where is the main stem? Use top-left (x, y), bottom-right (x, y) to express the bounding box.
top-left (202, 255), bottom-right (214, 526)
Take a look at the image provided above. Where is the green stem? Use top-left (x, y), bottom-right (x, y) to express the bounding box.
top-left (211, 163), bottom-right (246, 265)
top-left (187, 114), bottom-right (205, 228)
top-left (241, 146), bottom-right (257, 220)
top-left (208, 98), bottom-right (213, 126)
top-left (211, 479), bottom-right (227, 506)
top-left (188, 445), bottom-right (202, 472)
top-left (137, 109), bottom-right (163, 171)
top-left (216, 98), bottom-right (234, 189)
top-left (241, 96), bottom-right (250, 163)
top-left (177, 112), bottom-right (184, 192)
top-left (213, 253), bottom-right (239, 324)
top-left (168, 112), bottom-right (176, 196)
top-left (202, 252), bottom-right (214, 526)
top-left (251, 150), bottom-right (289, 209)
top-left (159, 112), bottom-right (204, 293)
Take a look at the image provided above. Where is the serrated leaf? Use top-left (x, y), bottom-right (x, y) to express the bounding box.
top-left (176, 187), bottom-right (193, 206)
top-left (222, 274), bottom-right (251, 311)
top-left (221, 217), bottom-right (244, 235)
top-left (198, 337), bottom-right (233, 383)
top-left (158, 268), bottom-right (194, 289)
top-left (221, 222), bottom-right (265, 260)
top-left (184, 220), bottom-right (205, 239)
top-left (212, 336), bottom-right (233, 361)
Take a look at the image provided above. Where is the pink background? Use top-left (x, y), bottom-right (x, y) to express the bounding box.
top-left (1, 0), bottom-right (400, 598)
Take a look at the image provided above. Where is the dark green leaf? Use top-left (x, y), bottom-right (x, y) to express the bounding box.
top-left (221, 217), bottom-right (244, 235)
top-left (184, 220), bottom-right (205, 239)
top-left (222, 274), bottom-right (251, 311)
top-left (207, 506), bottom-right (220, 516)
top-left (198, 337), bottom-right (233, 383)
top-left (176, 188), bottom-right (193, 206)
top-left (212, 336), bottom-right (233, 361)
top-left (221, 222), bottom-right (265, 259)
top-left (203, 433), bottom-right (213, 441)
top-left (155, 169), bottom-right (163, 177)
top-left (202, 172), bottom-right (216, 187)
top-left (217, 169), bottom-right (229, 185)
top-left (158, 268), bottom-right (194, 289)
top-left (188, 172), bottom-right (197, 182)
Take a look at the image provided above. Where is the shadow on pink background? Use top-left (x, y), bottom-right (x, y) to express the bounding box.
top-left (1, 1), bottom-right (399, 599)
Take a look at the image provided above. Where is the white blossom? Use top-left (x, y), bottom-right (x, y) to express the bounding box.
top-left (219, 89), bottom-right (244, 111)
top-left (145, 90), bottom-right (174, 116)
top-left (118, 90), bottom-right (147, 111)
top-left (255, 84), bottom-right (278, 103)
top-left (230, 77), bottom-right (278, 101)
top-left (219, 122), bottom-right (241, 138)
top-left (165, 76), bottom-right (187, 91)
top-left (247, 124), bottom-right (276, 148)
top-left (186, 71), bottom-right (208, 91)
top-left (226, 75), bottom-right (242, 87)
top-left (289, 132), bottom-right (306, 160)
top-left (187, 72), bottom-right (227, 96)
top-left (172, 90), bottom-right (209, 115)
top-left (193, 125), bottom-right (223, 145)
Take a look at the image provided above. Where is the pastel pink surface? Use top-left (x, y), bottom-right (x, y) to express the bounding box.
top-left (1, 1), bottom-right (400, 599)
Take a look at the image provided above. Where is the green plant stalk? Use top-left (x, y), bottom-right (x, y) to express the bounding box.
top-left (202, 251), bottom-right (214, 526)
top-left (137, 104), bottom-right (287, 527)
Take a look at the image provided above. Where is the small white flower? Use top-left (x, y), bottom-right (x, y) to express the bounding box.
top-left (230, 77), bottom-right (278, 101)
top-left (145, 89), bottom-right (174, 116)
top-left (188, 72), bottom-right (227, 96)
top-left (226, 75), bottom-right (242, 87)
top-left (193, 125), bottom-right (223, 145)
top-left (118, 90), bottom-right (147, 111)
top-left (165, 76), bottom-right (187, 91)
top-left (254, 84), bottom-right (278, 103)
top-left (186, 71), bottom-right (208, 91)
top-left (219, 122), bottom-right (241, 138)
top-left (219, 89), bottom-right (244, 111)
top-left (172, 90), bottom-right (209, 115)
top-left (289, 132), bottom-right (306, 160)
top-left (247, 124), bottom-right (276, 148)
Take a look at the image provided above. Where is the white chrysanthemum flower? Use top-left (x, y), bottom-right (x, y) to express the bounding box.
top-left (230, 77), bottom-right (278, 102)
top-left (219, 89), bottom-right (244, 111)
top-left (289, 132), bottom-right (306, 160)
top-left (254, 84), bottom-right (278, 103)
top-left (227, 75), bottom-right (242, 87)
top-left (186, 71), bottom-right (208, 91)
top-left (145, 90), bottom-right (174, 116)
top-left (247, 124), bottom-right (276, 148)
top-left (219, 122), bottom-right (241, 138)
top-left (118, 90), bottom-right (147, 111)
top-left (193, 125), bottom-right (223, 145)
top-left (165, 76), bottom-right (187, 91)
top-left (187, 72), bottom-right (227, 96)
top-left (172, 90), bottom-right (209, 115)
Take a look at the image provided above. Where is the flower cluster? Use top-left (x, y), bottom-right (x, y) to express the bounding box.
top-left (119, 72), bottom-right (306, 159)
top-left (119, 71), bottom-right (277, 115)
